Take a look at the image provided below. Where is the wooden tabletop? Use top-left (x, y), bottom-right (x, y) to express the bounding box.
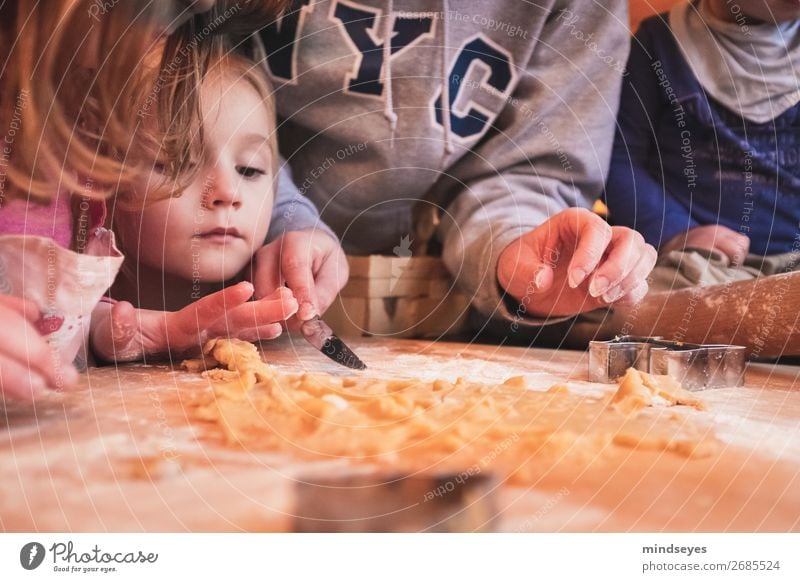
top-left (1, 336), bottom-right (798, 532)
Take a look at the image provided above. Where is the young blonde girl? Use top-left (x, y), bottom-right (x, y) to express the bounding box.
top-left (0, 0), bottom-right (290, 401)
top-left (91, 50), bottom-right (300, 362)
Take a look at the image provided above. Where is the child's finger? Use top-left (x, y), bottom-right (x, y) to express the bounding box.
top-left (0, 354), bottom-right (48, 402)
top-left (217, 287), bottom-right (299, 332)
top-left (587, 227), bottom-right (649, 298)
top-left (258, 286), bottom-right (296, 303)
top-left (110, 301), bottom-right (137, 343)
top-left (174, 281), bottom-right (255, 333)
top-left (234, 324), bottom-right (284, 344)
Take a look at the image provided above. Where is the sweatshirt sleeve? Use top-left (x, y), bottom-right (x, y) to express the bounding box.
top-left (603, 20), bottom-right (698, 248)
top-left (266, 156), bottom-right (337, 243)
top-left (439, 0), bottom-right (630, 328)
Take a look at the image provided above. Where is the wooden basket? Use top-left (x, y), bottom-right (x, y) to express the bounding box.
top-left (324, 254), bottom-right (471, 339)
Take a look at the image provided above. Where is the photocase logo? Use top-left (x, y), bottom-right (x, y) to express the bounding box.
top-left (20, 542), bottom-right (46, 570)
top-left (393, 235), bottom-right (413, 260)
top-left (390, 235), bottom-right (414, 290)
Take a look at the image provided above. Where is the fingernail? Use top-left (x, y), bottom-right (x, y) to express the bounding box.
top-left (568, 268), bottom-right (587, 289)
top-left (286, 298), bottom-right (299, 316)
top-left (589, 276), bottom-right (610, 298)
top-left (533, 268), bottom-right (547, 290)
top-left (602, 285), bottom-right (625, 304)
top-left (264, 324), bottom-right (283, 340)
top-left (299, 301), bottom-right (318, 320)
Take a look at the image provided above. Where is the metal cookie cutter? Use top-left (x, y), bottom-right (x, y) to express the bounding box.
top-left (589, 335), bottom-right (746, 390)
top-left (293, 472), bottom-right (498, 532)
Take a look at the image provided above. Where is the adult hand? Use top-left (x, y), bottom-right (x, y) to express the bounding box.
top-left (661, 225), bottom-right (750, 266)
top-left (252, 229), bottom-right (348, 326)
top-left (91, 282), bottom-right (298, 362)
top-left (0, 295), bottom-right (78, 401)
top-left (497, 208), bottom-right (657, 317)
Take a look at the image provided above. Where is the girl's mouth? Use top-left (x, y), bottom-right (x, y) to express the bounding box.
top-left (195, 227), bottom-right (244, 243)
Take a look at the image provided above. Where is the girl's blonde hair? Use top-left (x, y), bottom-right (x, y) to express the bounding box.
top-left (0, 0), bottom-right (287, 206)
top-left (133, 28), bottom-right (280, 207)
top-left (117, 45), bottom-right (280, 207)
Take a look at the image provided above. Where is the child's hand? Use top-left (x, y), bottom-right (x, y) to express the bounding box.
top-left (252, 229), bottom-right (348, 326)
top-left (0, 295), bottom-right (78, 401)
top-left (498, 208), bottom-right (657, 317)
top-left (91, 282), bottom-right (298, 362)
top-left (661, 225), bottom-right (750, 266)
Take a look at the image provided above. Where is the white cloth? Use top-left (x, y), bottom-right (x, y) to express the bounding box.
top-left (670, 0), bottom-right (800, 123)
top-left (0, 231), bottom-right (123, 369)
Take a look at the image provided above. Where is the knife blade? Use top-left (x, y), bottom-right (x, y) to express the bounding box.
top-left (300, 316), bottom-right (367, 370)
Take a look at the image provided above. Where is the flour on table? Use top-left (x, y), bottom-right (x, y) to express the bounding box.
top-left (182, 339), bottom-right (720, 484)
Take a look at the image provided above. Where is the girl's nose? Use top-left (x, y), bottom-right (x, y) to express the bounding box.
top-left (204, 165), bottom-right (242, 209)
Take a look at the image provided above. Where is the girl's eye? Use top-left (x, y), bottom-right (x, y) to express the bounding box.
top-left (237, 166), bottom-right (266, 179)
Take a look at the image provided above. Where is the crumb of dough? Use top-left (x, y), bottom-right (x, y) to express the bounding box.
top-left (185, 338), bottom-right (277, 398)
top-left (182, 357), bottom-right (215, 374)
top-left (182, 340), bottom-right (719, 483)
top-left (611, 368), bottom-right (706, 415)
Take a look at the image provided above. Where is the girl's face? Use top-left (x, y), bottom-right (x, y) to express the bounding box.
top-left (119, 73), bottom-right (275, 283)
top-left (710, 0), bottom-right (800, 23)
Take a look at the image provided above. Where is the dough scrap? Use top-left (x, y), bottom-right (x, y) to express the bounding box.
top-left (611, 367), bottom-right (706, 415)
top-left (183, 340), bottom-right (720, 483)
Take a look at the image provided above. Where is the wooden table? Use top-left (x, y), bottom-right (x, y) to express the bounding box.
top-left (1, 337), bottom-right (798, 532)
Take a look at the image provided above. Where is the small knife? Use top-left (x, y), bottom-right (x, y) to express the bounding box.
top-left (300, 316), bottom-right (367, 370)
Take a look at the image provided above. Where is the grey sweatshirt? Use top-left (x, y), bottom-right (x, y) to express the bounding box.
top-left (263, 0), bottom-right (629, 325)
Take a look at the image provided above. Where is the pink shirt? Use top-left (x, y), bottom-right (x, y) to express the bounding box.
top-left (0, 192), bottom-right (106, 248)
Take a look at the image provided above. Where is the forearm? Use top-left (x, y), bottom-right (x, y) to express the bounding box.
top-left (440, 0), bottom-right (629, 326)
top-left (267, 158), bottom-right (337, 243)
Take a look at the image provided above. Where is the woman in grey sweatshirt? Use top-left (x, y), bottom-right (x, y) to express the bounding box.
top-left (256, 0), bottom-right (657, 332)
